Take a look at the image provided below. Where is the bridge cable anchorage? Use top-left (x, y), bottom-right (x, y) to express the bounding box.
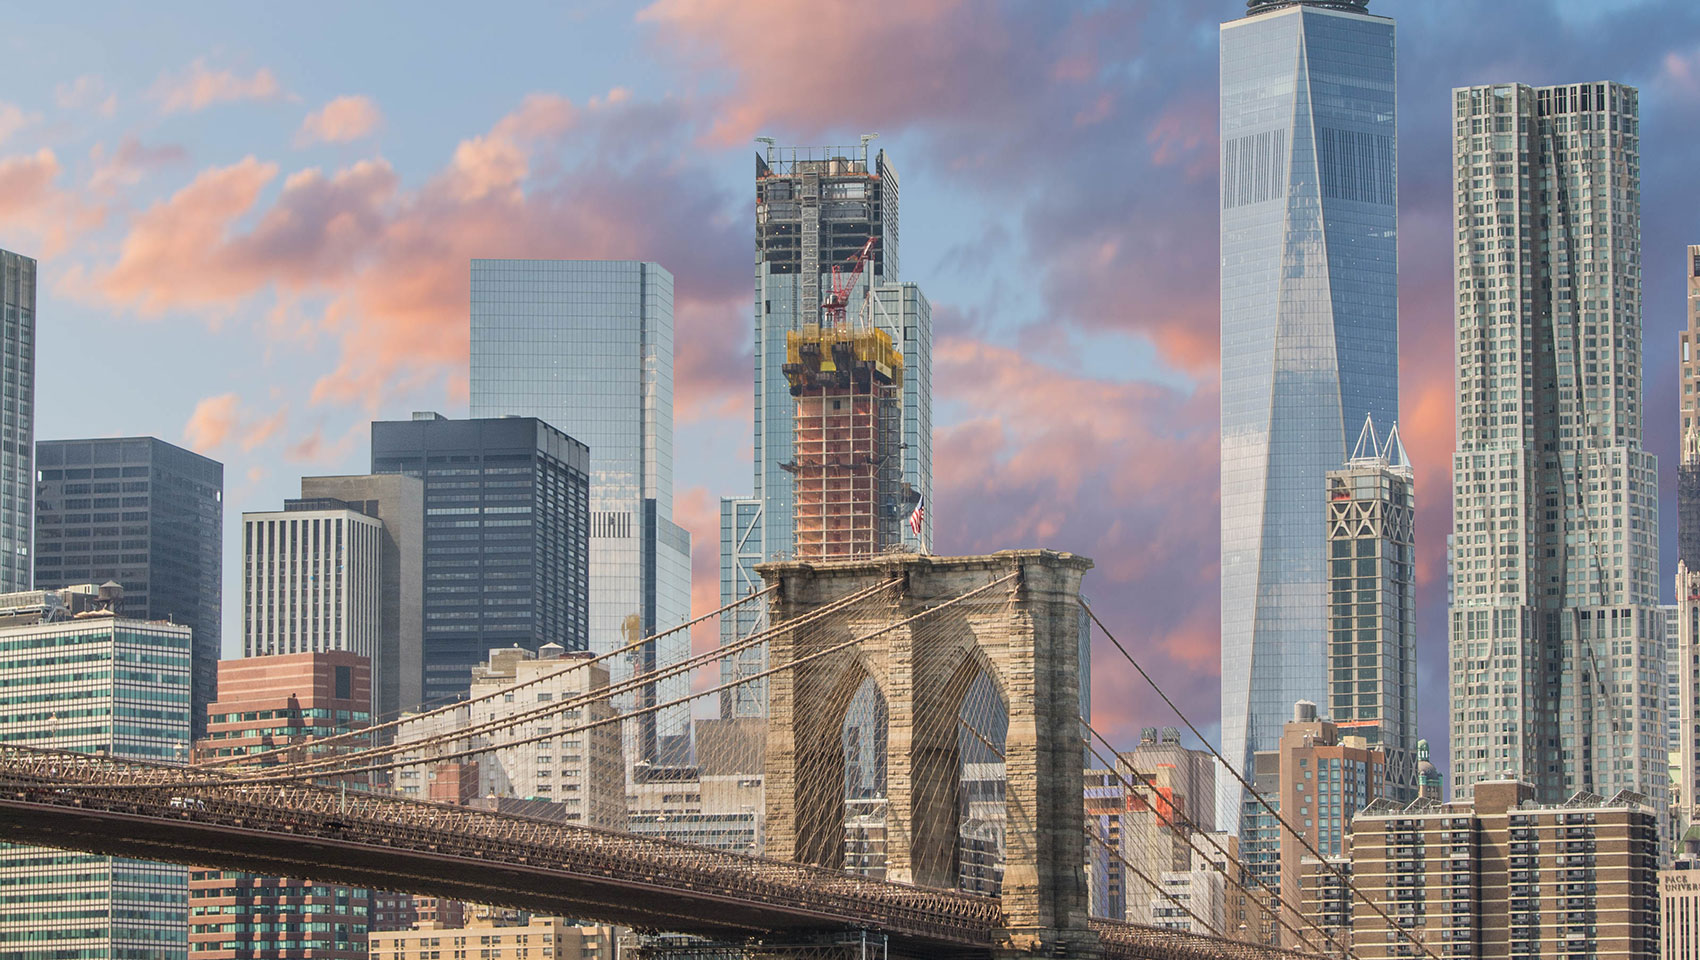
top-left (205, 572), bottom-right (1017, 787)
top-left (1078, 721), bottom-right (1347, 956)
top-left (197, 584), bottom-right (783, 770)
top-left (1081, 600), bottom-right (1443, 960)
top-left (218, 577), bottom-right (902, 784)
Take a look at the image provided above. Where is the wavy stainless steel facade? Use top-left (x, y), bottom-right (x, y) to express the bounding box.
top-left (1446, 83), bottom-right (1663, 812)
top-left (1218, 2), bottom-right (1397, 831)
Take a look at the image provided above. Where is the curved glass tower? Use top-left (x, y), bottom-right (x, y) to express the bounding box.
top-left (1218, 0), bottom-right (1398, 831)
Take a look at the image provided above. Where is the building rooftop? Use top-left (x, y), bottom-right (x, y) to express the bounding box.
top-left (1244, 0), bottom-right (1371, 16)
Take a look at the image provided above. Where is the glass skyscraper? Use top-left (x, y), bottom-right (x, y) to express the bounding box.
top-left (0, 597), bottom-right (193, 958)
top-left (371, 415), bottom-right (590, 707)
top-left (468, 260), bottom-right (690, 760)
top-left (0, 249), bottom-right (33, 593)
top-left (1448, 82), bottom-right (1663, 810)
top-left (717, 143), bottom-right (931, 718)
top-left (34, 437), bottom-right (223, 738)
top-left (1218, 0), bottom-right (1398, 830)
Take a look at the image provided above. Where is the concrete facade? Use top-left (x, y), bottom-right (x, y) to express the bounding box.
top-left (757, 550), bottom-right (1095, 957)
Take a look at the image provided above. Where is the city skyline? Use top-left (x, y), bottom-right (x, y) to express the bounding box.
top-left (8, 2), bottom-right (1700, 771)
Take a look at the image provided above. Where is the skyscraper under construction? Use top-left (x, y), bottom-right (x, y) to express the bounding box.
top-left (718, 140), bottom-right (931, 716)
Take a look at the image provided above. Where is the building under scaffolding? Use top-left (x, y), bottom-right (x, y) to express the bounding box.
top-left (782, 323), bottom-right (905, 560)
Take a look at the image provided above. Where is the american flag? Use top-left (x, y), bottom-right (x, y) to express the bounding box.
top-left (909, 495), bottom-right (925, 536)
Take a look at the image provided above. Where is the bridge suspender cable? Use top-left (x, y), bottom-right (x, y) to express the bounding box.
top-left (198, 584), bottom-right (782, 768)
top-left (1077, 724), bottom-right (1347, 957)
top-left (1080, 601), bottom-right (1443, 960)
top-left (216, 572), bottom-right (1020, 786)
top-left (240, 577), bottom-right (900, 781)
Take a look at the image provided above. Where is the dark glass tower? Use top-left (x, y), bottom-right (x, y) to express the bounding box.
top-left (33, 437), bottom-right (223, 737)
top-left (371, 414), bottom-right (589, 705)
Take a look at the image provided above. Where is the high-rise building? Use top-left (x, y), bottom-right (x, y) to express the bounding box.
top-left (1217, 0), bottom-right (1399, 831)
top-left (469, 261), bottom-right (689, 760)
top-left (296, 475), bottom-right (425, 718)
top-left (0, 250), bottom-right (32, 594)
top-left (717, 143), bottom-right (932, 718)
top-left (1240, 701), bottom-right (1386, 949)
top-left (242, 504), bottom-right (383, 690)
top-left (393, 645), bottom-right (624, 829)
top-left (1324, 420), bottom-right (1417, 797)
top-left (1350, 781), bottom-right (1660, 959)
top-left (190, 652), bottom-right (373, 959)
top-left (34, 437), bottom-right (223, 736)
top-left (1448, 82), bottom-right (1664, 811)
top-left (0, 587), bottom-right (192, 958)
top-left (371, 414), bottom-right (590, 706)
top-left (1677, 245), bottom-right (1700, 849)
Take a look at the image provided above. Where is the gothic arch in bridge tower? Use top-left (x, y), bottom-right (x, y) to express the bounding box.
top-left (758, 550), bottom-right (1098, 957)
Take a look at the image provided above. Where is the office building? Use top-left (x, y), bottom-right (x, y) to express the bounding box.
top-left (718, 143), bottom-right (932, 717)
top-left (35, 437), bottom-right (223, 737)
top-left (297, 475), bottom-right (425, 718)
top-left (369, 918), bottom-right (615, 960)
top-left (0, 250), bottom-right (32, 594)
top-left (1218, 0), bottom-right (1399, 831)
top-left (1448, 81), bottom-right (1664, 810)
top-left (241, 503), bottom-right (383, 687)
top-left (393, 645), bottom-right (624, 829)
top-left (1351, 781), bottom-right (1659, 959)
top-left (0, 587), bottom-right (192, 958)
top-left (190, 652), bottom-right (372, 959)
top-left (627, 717), bottom-right (765, 854)
top-left (1123, 727), bottom-right (1219, 833)
top-left (1241, 701), bottom-right (1385, 949)
top-left (1663, 861), bottom-right (1700, 960)
top-left (468, 260), bottom-right (688, 758)
top-left (371, 414), bottom-right (589, 706)
top-left (1678, 245), bottom-right (1700, 849)
top-left (1325, 420), bottom-right (1417, 798)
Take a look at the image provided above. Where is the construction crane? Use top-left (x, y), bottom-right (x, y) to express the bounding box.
top-left (821, 236), bottom-right (878, 330)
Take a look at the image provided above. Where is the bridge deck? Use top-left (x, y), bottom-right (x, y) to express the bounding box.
top-left (0, 747), bottom-right (1327, 960)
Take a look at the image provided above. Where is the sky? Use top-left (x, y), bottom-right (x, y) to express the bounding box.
top-left (7, 0), bottom-right (1700, 776)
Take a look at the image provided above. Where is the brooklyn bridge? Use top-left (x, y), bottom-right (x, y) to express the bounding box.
top-left (0, 551), bottom-right (1424, 960)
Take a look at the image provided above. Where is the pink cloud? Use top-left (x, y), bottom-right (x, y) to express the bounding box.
top-left (296, 95), bottom-right (383, 146)
top-left (87, 137), bottom-right (187, 194)
top-left (56, 75), bottom-right (116, 117)
top-left (0, 148), bottom-right (100, 258)
top-left (91, 93), bottom-right (750, 413)
top-left (152, 58), bottom-right (286, 115)
top-left (182, 393), bottom-right (290, 454)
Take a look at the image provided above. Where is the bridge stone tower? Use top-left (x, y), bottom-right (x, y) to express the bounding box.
top-left (759, 550), bottom-right (1098, 958)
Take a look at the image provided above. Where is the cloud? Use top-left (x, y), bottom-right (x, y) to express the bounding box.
top-left (0, 102), bottom-right (38, 145)
top-left (0, 148), bottom-right (99, 258)
top-left (296, 95), bottom-right (383, 146)
top-left (87, 137), bottom-right (188, 194)
top-left (91, 91), bottom-right (749, 412)
top-left (181, 393), bottom-right (289, 454)
top-left (152, 58), bottom-right (287, 114)
top-left (55, 75), bottom-right (116, 117)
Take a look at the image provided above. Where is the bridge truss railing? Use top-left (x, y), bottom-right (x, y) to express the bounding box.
top-left (0, 744), bottom-right (1003, 947)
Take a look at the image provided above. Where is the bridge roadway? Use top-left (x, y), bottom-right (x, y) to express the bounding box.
top-left (0, 748), bottom-right (1323, 960)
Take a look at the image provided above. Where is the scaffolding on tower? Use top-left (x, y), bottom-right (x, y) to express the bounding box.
top-left (781, 237), bottom-right (905, 560)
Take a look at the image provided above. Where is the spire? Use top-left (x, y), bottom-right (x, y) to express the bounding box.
top-left (1385, 423), bottom-right (1409, 468)
top-left (1351, 413), bottom-right (1380, 462)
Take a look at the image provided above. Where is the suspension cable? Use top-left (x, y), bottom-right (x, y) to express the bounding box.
top-left (1079, 721), bottom-right (1345, 957)
top-left (249, 577), bottom-right (897, 779)
top-left (200, 584), bottom-right (781, 768)
top-left (218, 573), bottom-right (1020, 786)
top-left (1081, 600), bottom-right (1440, 960)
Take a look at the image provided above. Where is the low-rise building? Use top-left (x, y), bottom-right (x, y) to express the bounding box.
top-left (1663, 860), bottom-right (1700, 960)
top-left (369, 917), bottom-right (615, 960)
top-left (394, 644), bottom-right (625, 829)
